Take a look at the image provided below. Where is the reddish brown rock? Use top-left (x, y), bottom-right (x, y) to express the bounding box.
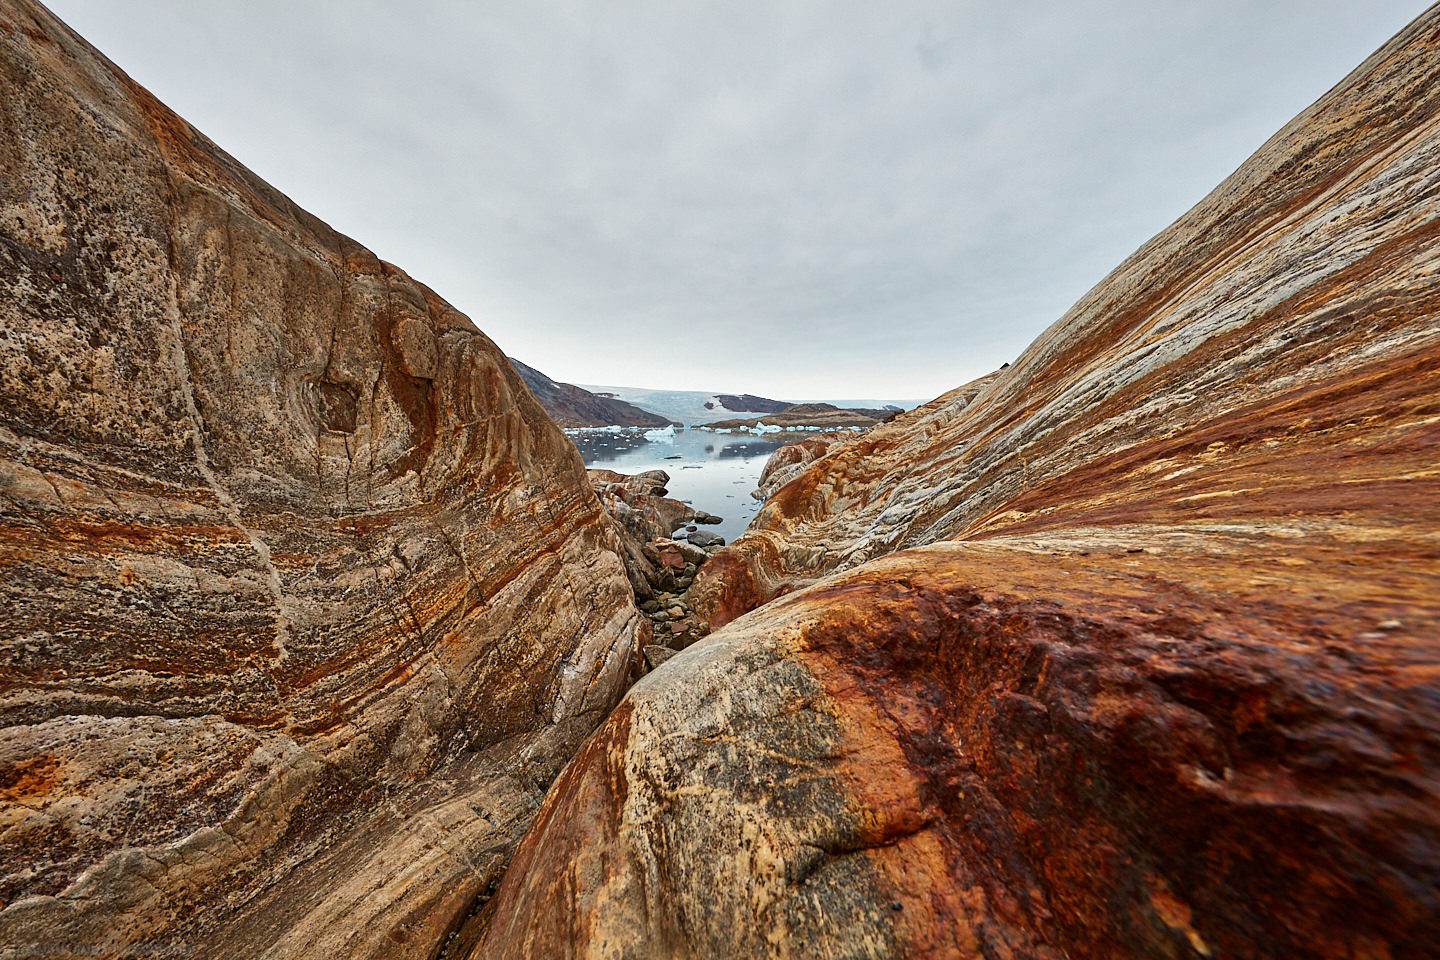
top-left (479, 9), bottom-right (1440, 959)
top-left (587, 468), bottom-right (701, 600)
top-left (750, 430), bottom-right (855, 503)
top-left (0, 2), bottom-right (639, 957)
top-left (652, 540), bottom-right (687, 572)
top-left (481, 537), bottom-right (1439, 959)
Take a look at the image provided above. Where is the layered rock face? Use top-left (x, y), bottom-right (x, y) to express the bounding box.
top-left (750, 429), bottom-right (878, 503)
top-left (0, 3), bottom-right (640, 957)
top-left (478, 10), bottom-right (1440, 960)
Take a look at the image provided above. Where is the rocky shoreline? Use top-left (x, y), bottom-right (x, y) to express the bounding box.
top-left (586, 468), bottom-right (727, 664)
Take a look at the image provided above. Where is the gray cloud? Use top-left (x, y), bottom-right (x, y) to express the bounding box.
top-left (45, 0), bottom-right (1432, 400)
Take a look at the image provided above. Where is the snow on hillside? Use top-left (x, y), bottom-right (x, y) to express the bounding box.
top-left (579, 385), bottom-right (924, 426)
top-left (577, 386), bottom-right (776, 425)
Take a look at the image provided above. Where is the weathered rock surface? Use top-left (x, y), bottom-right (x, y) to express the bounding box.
top-left (508, 357), bottom-right (671, 428)
top-left (481, 535), bottom-right (1439, 959)
top-left (0, 3), bottom-right (640, 957)
top-left (479, 10), bottom-right (1440, 959)
top-left (587, 468), bottom-right (700, 600)
top-left (750, 430), bottom-right (865, 502)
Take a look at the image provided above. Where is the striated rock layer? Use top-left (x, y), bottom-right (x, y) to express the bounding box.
top-left (0, 2), bottom-right (640, 957)
top-left (479, 9), bottom-right (1440, 960)
top-left (750, 428), bottom-right (898, 503)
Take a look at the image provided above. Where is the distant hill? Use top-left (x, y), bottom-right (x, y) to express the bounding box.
top-left (698, 402), bottom-right (888, 431)
top-left (710, 394), bottom-right (791, 414)
top-left (509, 359), bottom-right (671, 428)
top-left (578, 385), bottom-right (794, 425)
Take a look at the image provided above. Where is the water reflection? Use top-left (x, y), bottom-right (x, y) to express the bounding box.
top-left (569, 431), bottom-right (652, 464)
top-left (563, 428), bottom-right (788, 543)
top-left (717, 441), bottom-right (782, 459)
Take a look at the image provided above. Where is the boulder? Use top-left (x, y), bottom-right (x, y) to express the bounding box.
top-left (650, 539), bottom-right (687, 573)
top-left (641, 645), bottom-right (677, 671)
top-left (676, 543), bottom-right (710, 567)
top-left (482, 540), bottom-right (1440, 958)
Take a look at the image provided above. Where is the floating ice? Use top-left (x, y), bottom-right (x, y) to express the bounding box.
top-left (563, 425), bottom-right (625, 435)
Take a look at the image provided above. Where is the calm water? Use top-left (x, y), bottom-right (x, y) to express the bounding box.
top-left (570, 428), bottom-right (785, 543)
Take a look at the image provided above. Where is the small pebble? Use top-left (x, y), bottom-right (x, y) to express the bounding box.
top-left (1377, 619), bottom-right (1402, 631)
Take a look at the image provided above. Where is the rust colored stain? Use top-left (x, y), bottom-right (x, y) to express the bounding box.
top-left (789, 545), bottom-right (1440, 957)
top-left (975, 343), bottom-right (1440, 539)
top-left (0, 754), bottom-right (59, 802)
top-left (478, 529), bottom-right (1440, 959)
top-left (690, 536), bottom-right (783, 631)
top-left (0, 517), bottom-right (250, 551)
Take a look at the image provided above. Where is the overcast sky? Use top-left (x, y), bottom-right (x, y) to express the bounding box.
top-left (46, 1), bottom-right (1432, 402)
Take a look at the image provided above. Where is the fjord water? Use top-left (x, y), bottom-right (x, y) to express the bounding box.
top-left (570, 428), bottom-right (784, 543)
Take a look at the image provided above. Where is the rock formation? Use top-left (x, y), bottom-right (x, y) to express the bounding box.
top-left (587, 469), bottom-right (721, 652)
top-left (508, 358), bottom-right (671, 428)
top-left (749, 430), bottom-right (863, 503)
top-left (0, 2), bottom-right (640, 957)
top-left (587, 468), bottom-right (694, 601)
top-left (477, 9), bottom-right (1440, 959)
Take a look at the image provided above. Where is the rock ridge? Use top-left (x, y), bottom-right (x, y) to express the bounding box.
top-left (0, 2), bottom-right (641, 956)
top-left (477, 9), bottom-right (1440, 959)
